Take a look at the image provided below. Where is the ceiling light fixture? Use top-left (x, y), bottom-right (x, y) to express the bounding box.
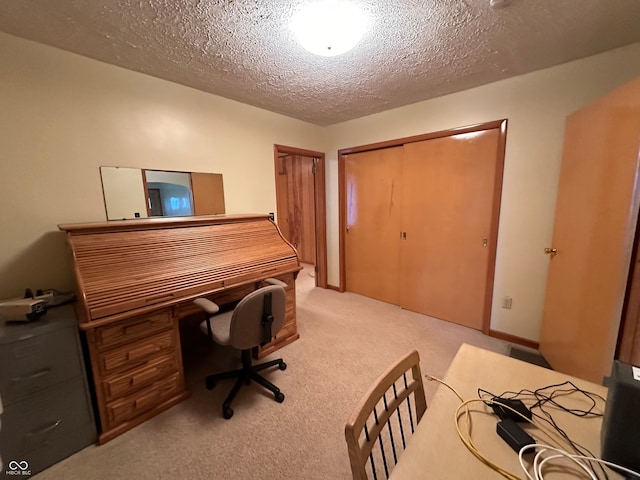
top-left (489, 0), bottom-right (511, 8)
top-left (291, 0), bottom-right (368, 57)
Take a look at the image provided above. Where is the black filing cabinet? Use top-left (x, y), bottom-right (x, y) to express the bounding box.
top-left (0, 305), bottom-right (96, 475)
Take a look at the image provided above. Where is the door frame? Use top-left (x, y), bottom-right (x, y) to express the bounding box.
top-left (338, 119), bottom-right (507, 334)
top-left (273, 144), bottom-right (328, 288)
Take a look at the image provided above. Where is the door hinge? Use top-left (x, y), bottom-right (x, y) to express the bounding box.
top-left (311, 160), bottom-right (316, 175)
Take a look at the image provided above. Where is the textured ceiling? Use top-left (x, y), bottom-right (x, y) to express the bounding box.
top-left (1, 1), bottom-right (640, 126)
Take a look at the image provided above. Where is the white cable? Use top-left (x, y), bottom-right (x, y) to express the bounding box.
top-left (519, 443), bottom-right (640, 480)
top-left (566, 454), bottom-right (640, 479)
top-left (536, 452), bottom-right (597, 480)
top-left (518, 444), bottom-right (537, 480)
top-left (519, 444), bottom-right (597, 480)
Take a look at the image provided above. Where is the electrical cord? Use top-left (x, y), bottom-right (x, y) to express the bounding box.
top-left (426, 375), bottom-right (640, 480)
top-left (427, 375), bottom-right (562, 479)
top-left (478, 385), bottom-right (609, 479)
top-left (519, 444), bottom-right (640, 480)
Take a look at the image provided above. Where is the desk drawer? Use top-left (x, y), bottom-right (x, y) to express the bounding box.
top-left (98, 329), bottom-right (176, 376)
top-left (94, 309), bottom-right (172, 351)
top-left (102, 354), bottom-right (178, 401)
top-left (105, 372), bottom-right (182, 428)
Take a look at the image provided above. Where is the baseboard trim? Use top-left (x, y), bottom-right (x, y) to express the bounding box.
top-left (489, 329), bottom-right (539, 350)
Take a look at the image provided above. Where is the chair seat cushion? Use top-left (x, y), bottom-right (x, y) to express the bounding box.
top-left (199, 310), bottom-right (233, 346)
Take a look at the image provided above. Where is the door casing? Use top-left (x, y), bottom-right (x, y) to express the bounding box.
top-left (273, 144), bottom-right (328, 288)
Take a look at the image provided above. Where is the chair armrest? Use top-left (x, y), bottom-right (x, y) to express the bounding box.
top-left (263, 278), bottom-right (287, 288)
top-left (193, 297), bottom-right (220, 315)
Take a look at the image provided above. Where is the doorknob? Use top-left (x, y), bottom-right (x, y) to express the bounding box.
top-left (544, 247), bottom-right (558, 257)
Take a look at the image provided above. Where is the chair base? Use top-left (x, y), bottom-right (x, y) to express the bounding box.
top-left (205, 349), bottom-right (286, 419)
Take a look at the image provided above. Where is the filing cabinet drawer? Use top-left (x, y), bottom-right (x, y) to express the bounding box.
top-left (105, 372), bottom-right (182, 428)
top-left (0, 376), bottom-right (94, 460)
top-left (11, 423), bottom-right (96, 477)
top-left (102, 354), bottom-right (179, 402)
top-left (97, 329), bottom-right (176, 376)
top-left (0, 326), bottom-right (83, 407)
top-left (94, 309), bottom-right (173, 351)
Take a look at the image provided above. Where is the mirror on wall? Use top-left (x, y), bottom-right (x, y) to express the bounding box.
top-left (100, 166), bottom-right (225, 220)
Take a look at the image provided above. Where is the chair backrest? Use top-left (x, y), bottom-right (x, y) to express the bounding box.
top-left (344, 350), bottom-right (427, 480)
top-left (228, 284), bottom-right (286, 350)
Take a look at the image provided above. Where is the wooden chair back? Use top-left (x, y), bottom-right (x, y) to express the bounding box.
top-left (344, 350), bottom-right (427, 480)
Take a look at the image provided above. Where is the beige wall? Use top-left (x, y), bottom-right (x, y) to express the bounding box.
top-left (323, 42), bottom-right (640, 340)
top-left (2, 29), bottom-right (640, 343)
top-left (0, 32), bottom-right (322, 299)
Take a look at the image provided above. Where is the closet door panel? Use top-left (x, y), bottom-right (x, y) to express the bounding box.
top-left (345, 147), bottom-right (403, 304)
top-left (400, 129), bottom-right (500, 329)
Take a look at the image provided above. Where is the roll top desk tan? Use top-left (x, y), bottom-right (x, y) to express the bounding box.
top-left (58, 214), bottom-right (301, 444)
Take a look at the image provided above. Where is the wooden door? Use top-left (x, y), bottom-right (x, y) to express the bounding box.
top-left (539, 76), bottom-right (640, 383)
top-left (275, 155), bottom-right (316, 264)
top-left (345, 147), bottom-right (403, 305)
top-left (400, 129), bottom-right (502, 330)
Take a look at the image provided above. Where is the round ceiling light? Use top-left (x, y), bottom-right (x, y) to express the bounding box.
top-left (291, 1), bottom-right (368, 57)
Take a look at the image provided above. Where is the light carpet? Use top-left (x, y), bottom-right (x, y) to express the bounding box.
top-left (34, 264), bottom-right (509, 479)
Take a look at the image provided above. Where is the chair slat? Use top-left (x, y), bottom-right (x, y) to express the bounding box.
top-left (344, 350), bottom-right (427, 480)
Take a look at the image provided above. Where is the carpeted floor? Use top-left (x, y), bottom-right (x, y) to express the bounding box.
top-left (33, 264), bottom-right (510, 479)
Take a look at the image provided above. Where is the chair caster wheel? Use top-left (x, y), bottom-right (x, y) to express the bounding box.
top-left (223, 407), bottom-right (234, 419)
top-left (275, 392), bottom-right (285, 403)
top-left (279, 362), bottom-right (287, 371)
top-left (205, 377), bottom-right (216, 390)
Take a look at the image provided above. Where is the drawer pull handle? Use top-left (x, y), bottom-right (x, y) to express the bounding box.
top-left (135, 391), bottom-right (157, 409)
top-left (11, 368), bottom-right (51, 384)
top-left (25, 419), bottom-right (61, 437)
top-left (127, 344), bottom-right (161, 362)
top-left (131, 368), bottom-right (160, 386)
top-left (123, 318), bottom-right (166, 336)
top-left (124, 322), bottom-right (151, 335)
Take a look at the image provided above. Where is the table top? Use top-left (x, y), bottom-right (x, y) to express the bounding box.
top-left (390, 344), bottom-right (620, 479)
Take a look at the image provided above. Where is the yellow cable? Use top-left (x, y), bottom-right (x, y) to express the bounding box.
top-left (425, 375), bottom-right (581, 480)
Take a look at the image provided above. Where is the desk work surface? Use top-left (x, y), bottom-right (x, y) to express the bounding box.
top-left (390, 344), bottom-right (621, 480)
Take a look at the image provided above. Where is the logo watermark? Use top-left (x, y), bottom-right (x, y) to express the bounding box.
top-left (5, 461), bottom-right (31, 476)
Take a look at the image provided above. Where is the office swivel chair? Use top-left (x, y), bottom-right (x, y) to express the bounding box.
top-left (193, 278), bottom-right (288, 419)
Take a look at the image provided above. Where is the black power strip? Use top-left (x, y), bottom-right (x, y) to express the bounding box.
top-left (491, 397), bottom-right (532, 422)
top-left (497, 418), bottom-right (536, 453)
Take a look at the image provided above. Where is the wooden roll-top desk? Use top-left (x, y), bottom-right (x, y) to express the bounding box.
top-left (58, 214), bottom-right (301, 444)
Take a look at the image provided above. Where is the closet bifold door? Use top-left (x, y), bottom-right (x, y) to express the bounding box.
top-left (399, 128), bottom-right (501, 330)
top-left (344, 146), bottom-right (403, 305)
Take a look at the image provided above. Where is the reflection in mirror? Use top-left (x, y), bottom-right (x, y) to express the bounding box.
top-left (100, 167), bottom-right (225, 220)
top-left (145, 170), bottom-right (193, 217)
